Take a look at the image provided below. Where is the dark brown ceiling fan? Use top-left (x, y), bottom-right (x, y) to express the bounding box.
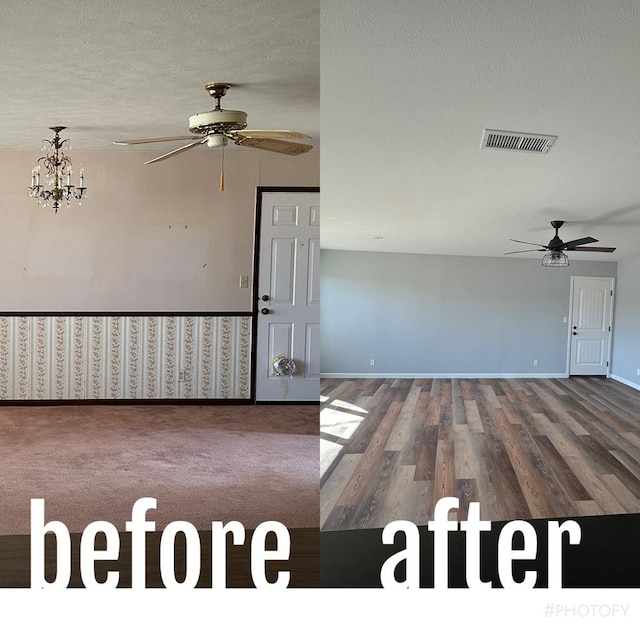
top-left (505, 220), bottom-right (617, 256)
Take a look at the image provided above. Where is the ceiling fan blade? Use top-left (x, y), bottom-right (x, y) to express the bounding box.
top-left (567, 246), bottom-right (616, 253)
top-left (504, 249), bottom-right (543, 255)
top-left (143, 139), bottom-right (207, 165)
top-left (509, 239), bottom-right (549, 248)
top-left (114, 135), bottom-right (204, 145)
top-left (238, 129), bottom-right (311, 140)
top-left (561, 236), bottom-right (598, 249)
top-left (231, 135), bottom-right (313, 155)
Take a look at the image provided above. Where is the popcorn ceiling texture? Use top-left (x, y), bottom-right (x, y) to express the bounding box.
top-left (0, 0), bottom-right (319, 151)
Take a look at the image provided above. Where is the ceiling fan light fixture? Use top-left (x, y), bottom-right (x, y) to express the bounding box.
top-left (206, 134), bottom-right (228, 148)
top-left (541, 250), bottom-right (569, 267)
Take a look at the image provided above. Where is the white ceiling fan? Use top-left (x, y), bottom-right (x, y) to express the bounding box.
top-left (114, 82), bottom-right (313, 188)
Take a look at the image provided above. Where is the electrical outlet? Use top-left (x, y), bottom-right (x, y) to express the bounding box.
top-left (370, 359), bottom-right (375, 366)
top-left (637, 369), bottom-right (640, 376)
top-left (178, 370), bottom-right (185, 382)
top-left (239, 275), bottom-right (249, 288)
top-left (533, 360), bottom-right (538, 367)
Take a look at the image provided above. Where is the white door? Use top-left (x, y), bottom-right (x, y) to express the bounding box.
top-left (255, 189), bottom-right (320, 401)
top-left (569, 276), bottom-right (614, 376)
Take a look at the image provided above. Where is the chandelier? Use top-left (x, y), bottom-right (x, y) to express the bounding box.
top-left (28, 126), bottom-right (87, 212)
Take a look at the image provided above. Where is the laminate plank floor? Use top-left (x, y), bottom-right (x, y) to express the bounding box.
top-left (320, 377), bottom-right (640, 531)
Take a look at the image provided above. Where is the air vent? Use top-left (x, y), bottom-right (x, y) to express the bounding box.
top-left (481, 129), bottom-right (557, 154)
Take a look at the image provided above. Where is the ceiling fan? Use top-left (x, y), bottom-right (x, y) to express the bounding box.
top-left (505, 220), bottom-right (616, 265)
top-left (113, 82), bottom-right (313, 190)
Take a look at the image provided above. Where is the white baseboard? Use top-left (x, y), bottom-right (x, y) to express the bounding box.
top-left (321, 372), bottom-right (569, 379)
top-left (611, 374), bottom-right (640, 391)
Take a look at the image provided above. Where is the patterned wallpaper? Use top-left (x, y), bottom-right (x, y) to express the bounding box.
top-left (0, 315), bottom-right (252, 400)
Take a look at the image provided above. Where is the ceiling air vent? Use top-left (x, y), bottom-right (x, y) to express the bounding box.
top-left (481, 129), bottom-right (557, 154)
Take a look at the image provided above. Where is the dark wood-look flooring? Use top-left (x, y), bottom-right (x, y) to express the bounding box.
top-left (320, 376), bottom-right (640, 531)
top-left (0, 528), bottom-right (319, 588)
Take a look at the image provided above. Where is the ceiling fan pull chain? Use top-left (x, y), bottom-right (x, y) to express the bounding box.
top-left (219, 145), bottom-right (225, 192)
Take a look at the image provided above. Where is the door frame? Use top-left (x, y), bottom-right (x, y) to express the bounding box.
top-left (250, 186), bottom-right (320, 403)
top-left (566, 275), bottom-right (615, 377)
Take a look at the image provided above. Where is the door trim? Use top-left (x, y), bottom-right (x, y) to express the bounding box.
top-left (566, 275), bottom-right (615, 377)
top-left (250, 186), bottom-right (320, 403)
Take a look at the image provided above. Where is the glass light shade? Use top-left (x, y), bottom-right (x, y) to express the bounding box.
top-left (541, 251), bottom-right (569, 267)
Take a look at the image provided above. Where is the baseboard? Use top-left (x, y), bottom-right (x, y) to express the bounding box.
top-left (0, 398), bottom-right (252, 406)
top-left (611, 374), bottom-right (640, 391)
top-left (321, 372), bottom-right (569, 379)
top-left (255, 400), bottom-right (320, 405)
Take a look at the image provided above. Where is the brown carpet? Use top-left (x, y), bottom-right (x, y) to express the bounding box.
top-left (0, 404), bottom-right (319, 535)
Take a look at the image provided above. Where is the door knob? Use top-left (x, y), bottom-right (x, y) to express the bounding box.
top-left (572, 331), bottom-right (577, 335)
top-left (261, 308), bottom-right (270, 315)
top-left (261, 294), bottom-right (270, 301)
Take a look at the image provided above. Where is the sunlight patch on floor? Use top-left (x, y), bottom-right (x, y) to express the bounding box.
top-left (320, 439), bottom-right (343, 478)
top-left (320, 395), bottom-right (368, 478)
top-left (329, 399), bottom-right (368, 414)
top-left (320, 407), bottom-right (365, 440)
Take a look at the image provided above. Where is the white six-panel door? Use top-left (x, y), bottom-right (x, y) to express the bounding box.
top-left (255, 190), bottom-right (320, 401)
top-left (569, 276), bottom-right (614, 376)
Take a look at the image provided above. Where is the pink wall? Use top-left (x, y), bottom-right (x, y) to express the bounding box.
top-left (0, 149), bottom-right (319, 311)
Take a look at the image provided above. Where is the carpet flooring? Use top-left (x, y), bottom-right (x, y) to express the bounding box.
top-left (0, 404), bottom-right (319, 535)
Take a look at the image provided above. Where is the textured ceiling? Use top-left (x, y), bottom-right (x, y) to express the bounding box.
top-left (321, 0), bottom-right (640, 261)
top-left (0, 0), bottom-right (319, 151)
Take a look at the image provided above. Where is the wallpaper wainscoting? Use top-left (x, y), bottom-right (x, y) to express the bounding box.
top-left (0, 315), bottom-right (252, 400)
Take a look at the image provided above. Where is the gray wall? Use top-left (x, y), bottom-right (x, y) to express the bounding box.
top-left (321, 249), bottom-right (617, 376)
top-left (611, 254), bottom-right (640, 387)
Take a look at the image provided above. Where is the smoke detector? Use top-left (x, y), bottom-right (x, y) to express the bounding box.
top-left (481, 129), bottom-right (557, 154)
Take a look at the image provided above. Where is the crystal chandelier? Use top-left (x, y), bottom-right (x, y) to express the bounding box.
top-left (28, 126), bottom-right (87, 212)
